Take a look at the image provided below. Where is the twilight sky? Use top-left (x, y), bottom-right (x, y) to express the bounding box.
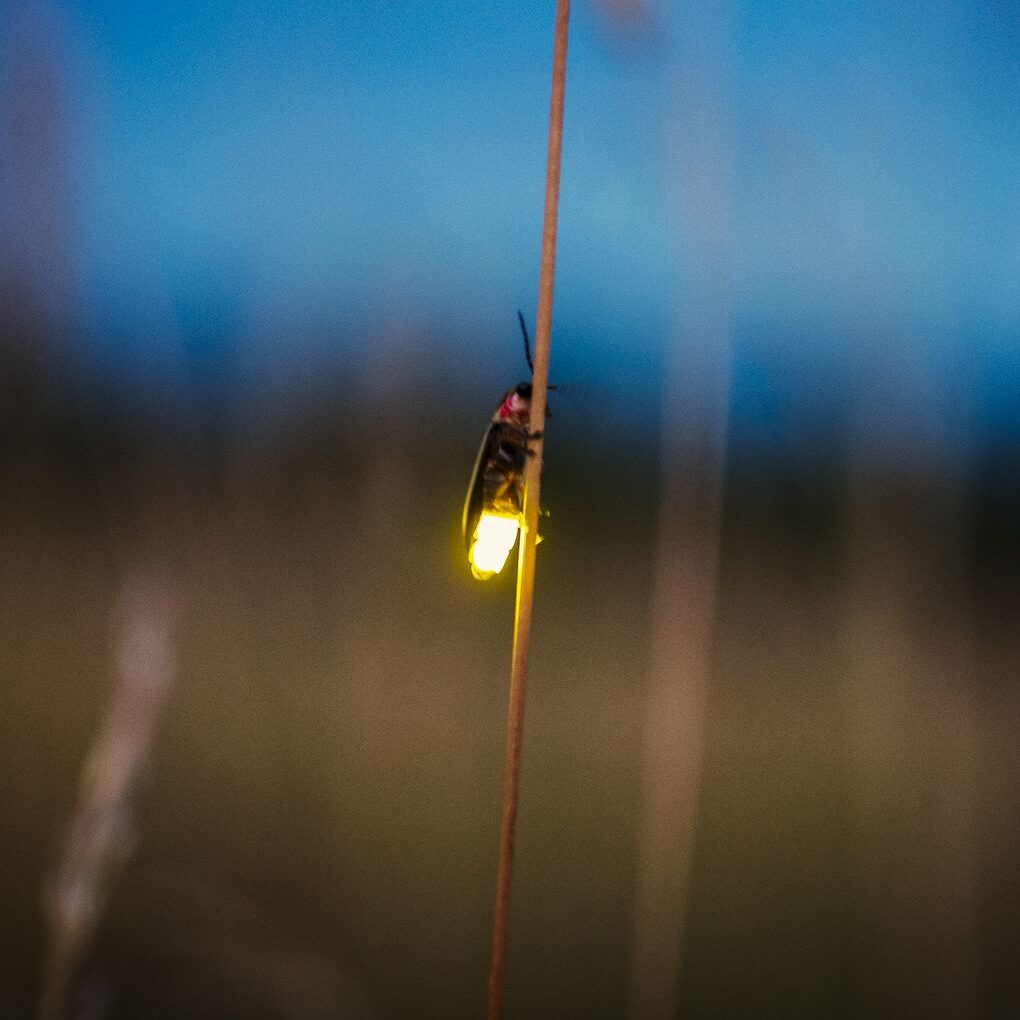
top-left (2, 0), bottom-right (1017, 445)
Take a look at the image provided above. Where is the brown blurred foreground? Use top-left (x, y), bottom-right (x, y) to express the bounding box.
top-left (1, 351), bottom-right (1017, 1018)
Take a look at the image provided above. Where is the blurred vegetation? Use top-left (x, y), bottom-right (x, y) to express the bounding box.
top-left (1, 333), bottom-right (1017, 1017)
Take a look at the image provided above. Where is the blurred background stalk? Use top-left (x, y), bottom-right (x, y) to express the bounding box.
top-left (627, 1), bottom-right (734, 1016)
top-left (842, 348), bottom-right (980, 1016)
top-left (38, 572), bottom-right (177, 1020)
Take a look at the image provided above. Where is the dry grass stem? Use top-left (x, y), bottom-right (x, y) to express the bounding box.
top-left (486, 2), bottom-right (570, 1017)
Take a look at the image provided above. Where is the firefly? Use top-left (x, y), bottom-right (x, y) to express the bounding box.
top-left (462, 314), bottom-right (547, 580)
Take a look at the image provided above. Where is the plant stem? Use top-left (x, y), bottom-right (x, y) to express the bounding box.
top-left (486, 2), bottom-right (570, 1017)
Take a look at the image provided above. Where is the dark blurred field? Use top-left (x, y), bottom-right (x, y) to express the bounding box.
top-left (1, 341), bottom-right (1017, 1018)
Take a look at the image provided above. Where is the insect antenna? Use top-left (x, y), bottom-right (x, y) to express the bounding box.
top-left (517, 309), bottom-right (535, 376)
top-left (517, 309), bottom-right (558, 392)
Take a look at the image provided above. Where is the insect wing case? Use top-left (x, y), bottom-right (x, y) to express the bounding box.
top-left (462, 423), bottom-right (500, 553)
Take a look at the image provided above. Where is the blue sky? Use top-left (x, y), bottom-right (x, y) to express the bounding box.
top-left (65, 2), bottom-right (665, 315)
top-left (2, 0), bottom-right (1017, 445)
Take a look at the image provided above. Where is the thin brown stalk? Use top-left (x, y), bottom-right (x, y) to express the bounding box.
top-left (486, 2), bottom-right (570, 1017)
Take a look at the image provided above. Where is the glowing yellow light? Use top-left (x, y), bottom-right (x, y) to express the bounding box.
top-left (469, 513), bottom-right (521, 580)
